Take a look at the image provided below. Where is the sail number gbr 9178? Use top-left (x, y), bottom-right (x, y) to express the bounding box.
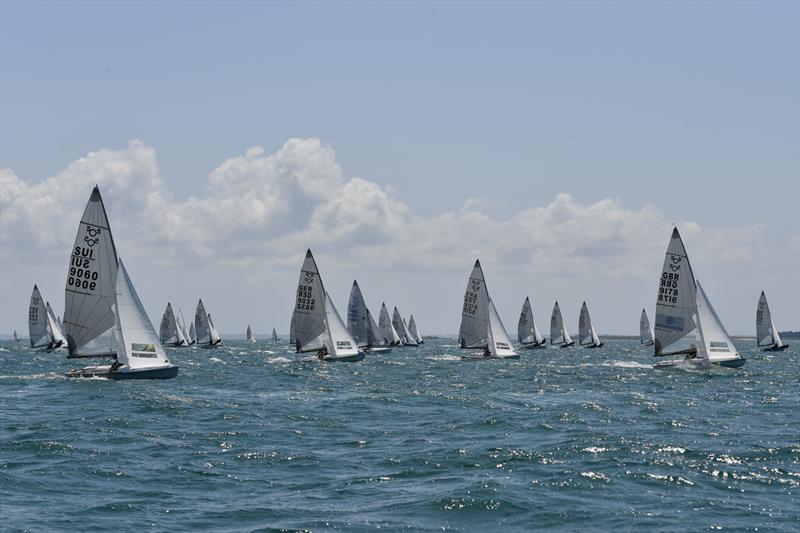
top-left (68, 245), bottom-right (99, 292)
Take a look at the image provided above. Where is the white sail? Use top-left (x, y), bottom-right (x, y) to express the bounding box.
top-left (756, 291), bottom-right (784, 348)
top-left (347, 281), bottom-right (370, 347)
top-left (654, 228), bottom-right (697, 356)
top-left (292, 250), bottom-right (329, 353)
top-left (578, 302), bottom-right (602, 347)
top-left (187, 319), bottom-right (196, 345)
top-left (488, 298), bottom-right (517, 357)
top-left (549, 301), bottom-right (568, 345)
top-left (378, 303), bottom-right (401, 345)
top-left (695, 281), bottom-right (739, 364)
top-left (458, 260), bottom-right (490, 349)
top-left (194, 299), bottom-right (211, 344)
top-left (393, 307), bottom-right (418, 346)
top-left (159, 303), bottom-right (186, 346)
top-left (408, 315), bottom-right (423, 344)
top-left (177, 310), bottom-right (192, 344)
top-left (13, 330), bottom-right (19, 342)
top-left (64, 186), bottom-right (119, 357)
top-left (272, 328), bottom-right (278, 342)
top-left (45, 302), bottom-right (67, 348)
top-left (208, 314), bottom-right (222, 345)
top-left (518, 297), bottom-right (543, 345)
top-left (246, 325), bottom-right (256, 343)
top-left (324, 292), bottom-right (361, 358)
top-left (113, 259), bottom-right (173, 371)
top-left (367, 309), bottom-right (386, 347)
top-left (403, 317), bottom-right (418, 346)
top-left (640, 309), bottom-right (655, 345)
top-left (28, 285), bottom-right (49, 348)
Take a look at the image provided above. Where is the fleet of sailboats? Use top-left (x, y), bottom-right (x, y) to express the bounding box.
top-left (8, 186), bottom-right (788, 376)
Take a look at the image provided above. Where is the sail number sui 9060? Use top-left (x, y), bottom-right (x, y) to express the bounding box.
top-left (68, 249), bottom-right (98, 291)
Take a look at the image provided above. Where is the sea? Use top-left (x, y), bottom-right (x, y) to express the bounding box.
top-left (1, 339), bottom-right (797, 532)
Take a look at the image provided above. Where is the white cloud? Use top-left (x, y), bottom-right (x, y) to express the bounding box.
top-left (1, 138), bottom-right (795, 334)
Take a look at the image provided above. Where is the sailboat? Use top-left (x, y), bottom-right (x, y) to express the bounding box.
top-left (549, 302), bottom-right (574, 347)
top-left (186, 317), bottom-right (197, 345)
top-left (160, 303), bottom-right (188, 347)
top-left (518, 297), bottom-right (545, 348)
top-left (272, 328), bottom-right (278, 342)
top-left (378, 303), bottom-right (402, 345)
top-left (578, 302), bottom-right (603, 348)
top-left (458, 259), bottom-right (518, 358)
top-left (63, 186), bottom-right (118, 359)
top-left (653, 228), bottom-right (745, 368)
top-left (346, 281), bottom-right (391, 354)
top-left (640, 309), bottom-right (655, 346)
top-left (67, 259), bottom-right (178, 379)
top-left (291, 250), bottom-right (364, 362)
top-left (28, 285), bottom-right (50, 349)
top-left (246, 325), bottom-right (256, 343)
top-left (13, 330), bottom-right (20, 343)
top-left (407, 315), bottom-right (424, 344)
top-left (393, 307), bottom-right (418, 346)
top-left (45, 302), bottom-right (67, 350)
top-left (756, 291), bottom-right (788, 351)
top-left (194, 300), bottom-right (223, 347)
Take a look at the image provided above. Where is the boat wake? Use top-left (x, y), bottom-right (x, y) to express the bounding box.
top-left (0, 372), bottom-right (66, 380)
top-left (267, 356), bottom-right (291, 364)
top-left (601, 360), bottom-right (652, 369)
top-left (427, 354), bottom-right (461, 361)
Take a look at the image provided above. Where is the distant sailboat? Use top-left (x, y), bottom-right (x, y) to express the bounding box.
top-left (653, 228), bottom-right (744, 368)
top-left (346, 281), bottom-right (391, 354)
top-left (272, 328), bottom-right (278, 342)
top-left (178, 309), bottom-right (193, 345)
top-left (458, 259), bottom-right (518, 358)
top-left (756, 291), bottom-right (787, 351)
top-left (291, 250), bottom-right (364, 361)
top-left (28, 285), bottom-right (49, 349)
top-left (63, 186), bottom-right (118, 359)
top-left (160, 303), bottom-right (188, 347)
top-left (194, 300), bottom-right (223, 347)
top-left (640, 309), bottom-right (655, 346)
top-left (393, 307), bottom-right (418, 346)
top-left (187, 317), bottom-right (197, 345)
top-left (45, 302), bottom-right (67, 350)
top-left (246, 325), bottom-right (256, 343)
top-left (13, 330), bottom-right (20, 343)
top-left (67, 259), bottom-right (178, 379)
top-left (549, 302), bottom-right (574, 348)
top-left (378, 303), bottom-right (401, 346)
top-left (578, 302), bottom-right (603, 348)
top-left (407, 315), bottom-right (424, 344)
top-left (518, 297), bottom-right (545, 348)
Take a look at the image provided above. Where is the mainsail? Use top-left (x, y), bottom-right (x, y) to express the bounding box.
top-left (408, 315), bottom-right (423, 344)
top-left (393, 307), bottom-right (418, 346)
top-left (458, 260), bottom-right (490, 349)
top-left (113, 259), bottom-right (174, 372)
top-left (347, 281), bottom-right (370, 347)
top-left (378, 303), bottom-right (401, 345)
top-left (640, 309), bottom-right (655, 345)
top-left (578, 302), bottom-right (602, 347)
top-left (518, 297), bottom-right (544, 345)
top-left (653, 228), bottom-right (697, 356)
top-left (28, 285), bottom-right (49, 348)
top-left (549, 301), bottom-right (573, 346)
top-left (272, 328), bottom-right (278, 342)
top-left (194, 299), bottom-right (212, 345)
top-left (756, 291), bottom-right (785, 349)
top-left (187, 319), bottom-right (196, 345)
top-left (63, 186), bottom-right (119, 357)
top-left (292, 250), bottom-right (329, 353)
top-left (487, 298), bottom-right (517, 357)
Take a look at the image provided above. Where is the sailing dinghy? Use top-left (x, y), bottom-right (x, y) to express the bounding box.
top-left (272, 328), bottom-right (279, 342)
top-left (347, 281), bottom-right (391, 354)
top-left (549, 301), bottom-right (574, 348)
top-left (13, 330), bottom-right (20, 343)
top-left (291, 250), bottom-right (364, 362)
top-left (640, 309), bottom-right (655, 346)
top-left (378, 303), bottom-right (402, 346)
top-left (194, 300), bottom-right (223, 347)
top-left (67, 259), bottom-right (178, 379)
top-left (160, 303), bottom-right (188, 347)
top-left (653, 228), bottom-right (744, 368)
top-left (28, 285), bottom-right (50, 349)
top-left (246, 325), bottom-right (257, 343)
top-left (393, 307), bottom-right (418, 346)
top-left (578, 302), bottom-right (603, 348)
top-left (63, 186), bottom-right (118, 359)
top-left (45, 302), bottom-right (68, 350)
top-left (408, 315), bottom-right (424, 344)
top-left (756, 291), bottom-right (788, 351)
top-left (518, 297), bottom-right (545, 348)
top-left (458, 259), bottom-right (518, 358)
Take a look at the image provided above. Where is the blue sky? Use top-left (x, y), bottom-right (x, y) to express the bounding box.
top-left (1, 1), bottom-right (798, 335)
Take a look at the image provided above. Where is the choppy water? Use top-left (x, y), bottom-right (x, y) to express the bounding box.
top-left (1, 339), bottom-right (798, 532)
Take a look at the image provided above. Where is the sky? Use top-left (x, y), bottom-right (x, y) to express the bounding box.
top-left (1, 1), bottom-right (798, 336)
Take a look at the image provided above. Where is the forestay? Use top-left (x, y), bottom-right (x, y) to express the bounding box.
top-left (63, 186), bottom-right (119, 357)
top-left (459, 260), bottom-right (490, 349)
top-left (654, 228), bottom-right (697, 356)
top-left (114, 259), bottom-right (173, 371)
top-left (28, 285), bottom-right (49, 348)
top-left (292, 250), bottom-right (328, 353)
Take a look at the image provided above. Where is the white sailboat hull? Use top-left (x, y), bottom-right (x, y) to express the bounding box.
top-left (66, 364), bottom-right (179, 379)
